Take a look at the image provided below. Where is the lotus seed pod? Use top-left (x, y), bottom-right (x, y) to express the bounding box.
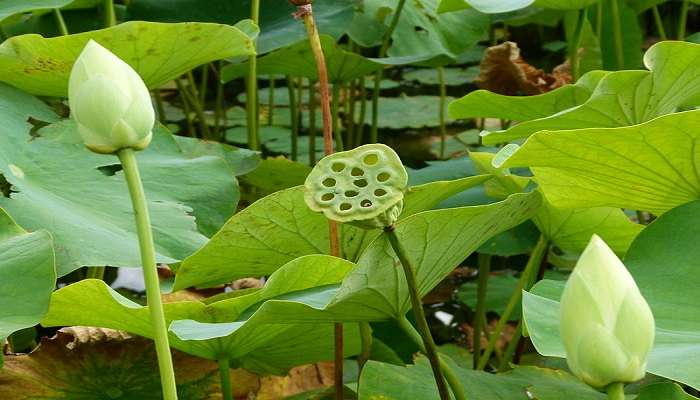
top-left (289, 0), bottom-right (312, 5)
top-left (560, 235), bottom-right (655, 389)
top-left (304, 144), bottom-right (408, 229)
top-left (68, 40), bottom-right (154, 154)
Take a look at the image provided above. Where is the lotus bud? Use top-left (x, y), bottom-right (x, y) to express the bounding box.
top-left (560, 235), bottom-right (655, 389)
top-left (304, 144), bottom-right (408, 229)
top-left (68, 40), bottom-right (154, 154)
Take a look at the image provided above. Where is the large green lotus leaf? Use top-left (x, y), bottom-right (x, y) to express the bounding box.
top-left (352, 0), bottom-right (489, 66)
top-left (359, 357), bottom-right (605, 400)
top-left (437, 0), bottom-right (535, 13)
top-left (471, 152), bottom-right (642, 256)
top-left (0, 84), bottom-right (234, 275)
top-left (499, 110), bottom-right (700, 215)
top-left (174, 175), bottom-right (492, 290)
top-left (387, 0), bottom-right (489, 66)
top-left (449, 70), bottom-right (607, 122)
top-left (178, 192), bottom-right (541, 327)
top-left (0, 208), bottom-right (55, 367)
top-left (127, 0), bottom-right (353, 54)
top-left (43, 256), bottom-right (360, 375)
top-left (522, 199), bottom-right (700, 390)
top-left (480, 41), bottom-right (700, 144)
top-left (0, 21), bottom-right (256, 97)
top-left (356, 95), bottom-right (455, 129)
top-left (39, 120), bottom-right (239, 238)
top-left (222, 35), bottom-right (423, 84)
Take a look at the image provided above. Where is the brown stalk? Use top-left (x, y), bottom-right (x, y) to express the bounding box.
top-left (292, 2), bottom-right (343, 399)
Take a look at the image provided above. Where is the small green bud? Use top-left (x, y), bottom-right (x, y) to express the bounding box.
top-left (304, 144), bottom-right (408, 229)
top-left (68, 40), bottom-right (154, 154)
top-left (560, 235), bottom-right (655, 389)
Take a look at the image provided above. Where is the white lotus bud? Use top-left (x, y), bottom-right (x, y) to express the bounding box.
top-left (560, 235), bottom-right (655, 388)
top-left (68, 40), bottom-right (154, 154)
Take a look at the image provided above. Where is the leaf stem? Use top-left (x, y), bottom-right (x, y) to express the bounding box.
top-left (267, 75), bottom-right (276, 126)
top-left (610, 0), bottom-right (625, 70)
top-left (651, 5), bottom-right (667, 41)
top-left (396, 317), bottom-right (466, 400)
top-left (331, 83), bottom-right (344, 151)
top-left (246, 0), bottom-right (261, 150)
top-left (309, 81), bottom-right (317, 165)
top-left (85, 266), bottom-right (106, 280)
top-left (103, 0), bottom-right (116, 27)
top-left (214, 62), bottom-right (225, 140)
top-left (297, 5), bottom-right (343, 399)
top-left (117, 148), bottom-right (178, 400)
top-left (677, 0), bottom-right (689, 40)
top-left (355, 76), bottom-right (367, 146)
top-left (607, 383), bottom-right (625, 400)
top-left (218, 358), bottom-right (233, 400)
top-left (287, 75), bottom-right (299, 161)
top-left (53, 9), bottom-right (69, 35)
top-left (385, 227), bottom-right (451, 400)
top-left (437, 66), bottom-right (447, 159)
top-left (569, 8), bottom-right (587, 81)
top-left (358, 321), bottom-right (372, 370)
top-left (472, 253), bottom-right (491, 369)
top-left (477, 234), bottom-right (549, 370)
top-left (370, 0), bottom-right (408, 143)
top-left (153, 90), bottom-right (166, 123)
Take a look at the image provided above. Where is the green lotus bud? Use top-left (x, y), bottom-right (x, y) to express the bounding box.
top-left (68, 40), bottom-right (154, 154)
top-left (560, 235), bottom-right (655, 389)
top-left (304, 144), bottom-right (408, 229)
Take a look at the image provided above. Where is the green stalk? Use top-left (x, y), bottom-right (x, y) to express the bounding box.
top-left (199, 65), bottom-right (209, 104)
top-left (651, 5), bottom-right (667, 41)
top-left (607, 383), bottom-right (625, 400)
top-left (86, 266), bottom-right (106, 280)
top-left (472, 253), bottom-right (491, 369)
top-left (153, 91), bottom-right (166, 123)
top-left (397, 317), bottom-right (466, 400)
top-left (569, 8), bottom-right (587, 82)
top-left (437, 67), bottom-right (447, 159)
top-left (214, 62), bottom-right (225, 140)
top-left (103, 0), bottom-right (116, 27)
top-left (246, 0), bottom-right (261, 150)
top-left (287, 75), bottom-right (299, 161)
top-left (678, 0), bottom-right (689, 40)
top-left (117, 148), bottom-right (178, 400)
top-left (346, 79), bottom-right (357, 148)
top-left (596, 1), bottom-right (603, 40)
top-left (218, 358), bottom-right (233, 400)
top-left (355, 76), bottom-right (367, 146)
top-left (53, 9), bottom-right (69, 35)
top-left (370, 0), bottom-right (408, 143)
top-left (267, 76), bottom-right (276, 125)
top-left (384, 228), bottom-right (450, 400)
top-left (610, 0), bottom-right (625, 70)
top-left (179, 76), bottom-right (211, 139)
top-left (497, 319), bottom-right (523, 372)
top-left (309, 82), bottom-right (317, 165)
top-left (358, 322), bottom-right (372, 370)
top-left (477, 234), bottom-right (549, 370)
top-left (176, 79), bottom-right (196, 137)
top-left (331, 84), bottom-right (344, 151)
